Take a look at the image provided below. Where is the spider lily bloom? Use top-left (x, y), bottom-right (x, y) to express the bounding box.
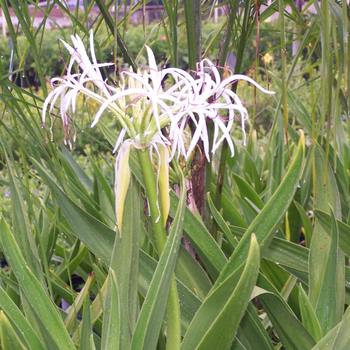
top-left (90, 46), bottom-right (192, 148)
top-left (42, 33), bottom-right (188, 232)
top-left (42, 31), bottom-right (119, 147)
top-left (42, 31), bottom-right (274, 232)
top-left (169, 59), bottom-right (275, 161)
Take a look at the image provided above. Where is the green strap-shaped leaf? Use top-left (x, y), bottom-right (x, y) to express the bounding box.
top-left (314, 209), bottom-right (350, 258)
top-left (110, 174), bottom-right (141, 349)
top-left (230, 225), bottom-right (310, 274)
top-left (299, 284), bottom-right (322, 342)
top-left (101, 270), bottom-right (121, 350)
top-left (32, 157), bottom-right (203, 332)
top-left (257, 275), bottom-right (316, 350)
top-left (171, 189), bottom-right (227, 279)
top-left (314, 208), bottom-right (344, 335)
top-left (259, 292), bottom-right (316, 350)
top-left (32, 158), bottom-right (115, 264)
top-left (2, 148), bottom-right (42, 282)
top-left (0, 285), bottom-right (46, 350)
top-left (211, 183), bottom-right (247, 228)
top-left (260, 260), bottom-right (300, 317)
top-left (294, 201), bottom-right (313, 247)
top-left (0, 311), bottom-right (27, 350)
top-left (230, 337), bottom-right (247, 350)
top-left (0, 218), bottom-right (76, 350)
top-left (130, 168), bottom-right (187, 350)
top-left (81, 294), bottom-right (93, 350)
top-left (309, 145), bottom-right (344, 333)
top-left (61, 146), bottom-right (94, 193)
top-left (242, 147), bottom-right (262, 194)
top-left (233, 173), bottom-right (264, 210)
top-left (175, 246), bottom-right (212, 301)
top-left (139, 249), bottom-right (202, 334)
top-left (214, 131), bottom-right (305, 286)
top-left (180, 234), bottom-right (260, 350)
top-left (330, 297), bottom-right (350, 349)
top-left (311, 324), bottom-right (341, 350)
top-left (64, 274), bottom-right (94, 334)
top-left (268, 116), bottom-right (285, 197)
top-left (207, 192), bottom-right (238, 249)
top-left (90, 158), bottom-right (116, 228)
top-left (236, 303), bottom-right (275, 350)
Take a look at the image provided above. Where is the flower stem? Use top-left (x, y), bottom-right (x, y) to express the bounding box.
top-left (136, 148), bottom-right (181, 349)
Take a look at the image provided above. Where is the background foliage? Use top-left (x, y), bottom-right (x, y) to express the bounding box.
top-left (0, 0), bottom-right (350, 349)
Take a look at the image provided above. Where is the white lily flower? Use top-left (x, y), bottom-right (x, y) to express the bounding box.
top-left (42, 31), bottom-right (275, 231)
top-left (168, 59), bottom-right (275, 161)
top-left (42, 31), bottom-right (118, 146)
top-left (90, 46), bottom-right (192, 148)
top-left (43, 31), bottom-right (274, 160)
top-left (60, 31), bottom-right (109, 91)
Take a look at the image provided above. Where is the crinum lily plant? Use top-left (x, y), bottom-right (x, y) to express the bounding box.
top-left (42, 31), bottom-right (274, 238)
top-left (42, 30), bottom-right (275, 348)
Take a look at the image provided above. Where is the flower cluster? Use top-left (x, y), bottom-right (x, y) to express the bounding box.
top-left (42, 31), bottom-right (275, 230)
top-left (42, 32), bottom-right (115, 147)
top-left (42, 31), bottom-right (274, 159)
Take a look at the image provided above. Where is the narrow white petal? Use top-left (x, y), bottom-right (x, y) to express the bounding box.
top-left (145, 45), bottom-right (161, 91)
top-left (89, 30), bottom-right (99, 66)
top-left (113, 128), bottom-right (127, 153)
top-left (220, 74), bottom-right (275, 95)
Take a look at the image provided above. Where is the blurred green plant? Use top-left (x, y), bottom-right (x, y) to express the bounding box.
top-left (0, 0), bottom-right (350, 350)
